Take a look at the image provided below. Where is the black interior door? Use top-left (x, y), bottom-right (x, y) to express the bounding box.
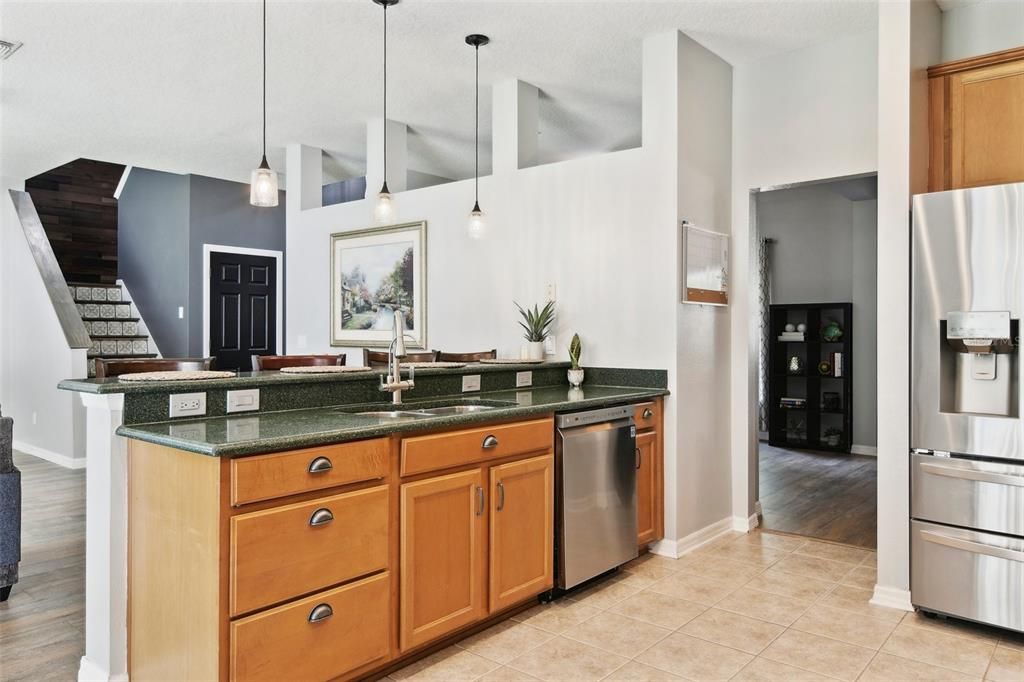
top-left (210, 251), bottom-right (276, 370)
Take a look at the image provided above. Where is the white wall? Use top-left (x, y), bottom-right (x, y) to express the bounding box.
top-left (286, 31), bottom-right (734, 551)
top-left (873, 0), bottom-right (941, 611)
top-left (941, 0), bottom-right (1024, 62)
top-left (730, 30), bottom-right (880, 519)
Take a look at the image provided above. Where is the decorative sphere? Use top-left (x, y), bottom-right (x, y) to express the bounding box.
top-left (797, 323), bottom-right (807, 333)
top-left (784, 324), bottom-right (796, 332)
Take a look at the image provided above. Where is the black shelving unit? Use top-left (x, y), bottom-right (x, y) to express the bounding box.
top-left (768, 302), bottom-right (853, 453)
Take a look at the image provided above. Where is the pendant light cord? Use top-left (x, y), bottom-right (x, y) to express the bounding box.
top-left (474, 43), bottom-right (479, 205)
top-left (262, 0), bottom-right (267, 160)
top-left (382, 1), bottom-right (388, 186)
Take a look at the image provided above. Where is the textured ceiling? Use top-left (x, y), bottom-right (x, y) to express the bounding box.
top-left (0, 0), bottom-right (878, 185)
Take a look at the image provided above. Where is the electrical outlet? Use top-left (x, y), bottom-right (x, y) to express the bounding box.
top-left (31, 412), bottom-right (37, 425)
top-left (516, 371), bottom-right (533, 388)
top-left (546, 283), bottom-right (556, 302)
top-left (226, 388), bottom-right (260, 413)
top-left (177, 306), bottom-right (184, 319)
top-left (169, 392), bottom-right (206, 418)
top-left (544, 336), bottom-right (556, 355)
top-left (462, 374), bottom-right (481, 392)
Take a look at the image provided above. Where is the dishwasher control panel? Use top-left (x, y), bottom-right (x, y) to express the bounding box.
top-left (555, 404), bottom-right (633, 429)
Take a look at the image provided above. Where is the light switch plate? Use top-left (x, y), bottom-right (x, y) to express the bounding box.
top-left (169, 392), bottom-right (206, 418)
top-left (516, 371), bottom-right (533, 388)
top-left (516, 391), bottom-right (533, 406)
top-left (462, 374), bottom-right (481, 392)
top-left (227, 388), bottom-right (260, 413)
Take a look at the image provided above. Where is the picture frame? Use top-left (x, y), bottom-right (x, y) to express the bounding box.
top-left (681, 221), bottom-right (729, 306)
top-left (330, 221), bottom-right (427, 348)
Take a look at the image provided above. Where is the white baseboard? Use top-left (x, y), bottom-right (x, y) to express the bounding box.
top-left (14, 440), bottom-right (86, 470)
top-left (732, 513), bottom-right (760, 532)
top-left (852, 444), bottom-right (878, 456)
top-left (870, 584), bottom-right (913, 612)
top-left (78, 656), bottom-right (127, 682)
top-left (651, 517), bottom-right (739, 559)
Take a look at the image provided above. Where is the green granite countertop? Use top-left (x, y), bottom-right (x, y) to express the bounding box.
top-left (117, 385), bottom-right (668, 457)
top-left (59, 361), bottom-right (572, 395)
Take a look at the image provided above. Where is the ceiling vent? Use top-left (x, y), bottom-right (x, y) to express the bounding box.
top-left (0, 40), bottom-right (23, 61)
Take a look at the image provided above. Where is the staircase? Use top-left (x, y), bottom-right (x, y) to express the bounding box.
top-left (66, 282), bottom-right (159, 377)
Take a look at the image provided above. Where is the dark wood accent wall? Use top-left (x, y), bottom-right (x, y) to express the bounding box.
top-left (25, 159), bottom-right (126, 284)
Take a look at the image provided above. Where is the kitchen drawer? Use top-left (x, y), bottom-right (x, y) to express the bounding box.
top-left (911, 454), bottom-right (1024, 536)
top-left (230, 438), bottom-right (389, 506)
top-left (911, 520), bottom-right (1023, 633)
top-left (231, 571), bottom-right (391, 682)
top-left (633, 401), bottom-right (661, 431)
top-left (401, 418), bottom-right (553, 477)
top-left (230, 485), bottom-right (389, 616)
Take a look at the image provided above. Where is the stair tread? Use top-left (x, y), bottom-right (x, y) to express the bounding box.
top-left (67, 282), bottom-right (122, 289)
top-left (89, 335), bottom-right (149, 340)
top-left (88, 353), bottom-right (158, 359)
top-left (81, 317), bottom-right (140, 323)
top-left (74, 299), bottom-right (128, 304)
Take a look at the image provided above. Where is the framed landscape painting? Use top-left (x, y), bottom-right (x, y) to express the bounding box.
top-left (330, 221), bottom-right (427, 348)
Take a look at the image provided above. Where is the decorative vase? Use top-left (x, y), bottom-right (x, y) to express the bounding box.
top-left (525, 341), bottom-right (545, 361)
top-left (567, 368), bottom-right (584, 387)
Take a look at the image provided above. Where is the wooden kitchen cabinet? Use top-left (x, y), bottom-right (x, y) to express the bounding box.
top-left (399, 469), bottom-right (487, 651)
top-left (634, 399), bottom-right (664, 548)
top-left (929, 47), bottom-right (1024, 191)
top-left (488, 454), bottom-right (554, 613)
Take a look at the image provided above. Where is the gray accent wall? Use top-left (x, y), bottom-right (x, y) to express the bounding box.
top-left (186, 174), bottom-right (286, 357)
top-left (118, 168), bottom-right (190, 357)
top-left (118, 170), bottom-right (285, 359)
top-left (756, 180), bottom-right (878, 448)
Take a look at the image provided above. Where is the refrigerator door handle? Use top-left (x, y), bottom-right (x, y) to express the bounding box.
top-left (920, 462), bottom-right (1024, 487)
top-left (921, 530), bottom-right (1024, 563)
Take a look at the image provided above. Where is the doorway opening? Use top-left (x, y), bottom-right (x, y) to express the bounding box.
top-left (753, 173), bottom-right (878, 549)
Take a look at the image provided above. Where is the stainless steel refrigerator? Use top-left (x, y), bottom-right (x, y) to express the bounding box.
top-left (911, 182), bottom-right (1024, 634)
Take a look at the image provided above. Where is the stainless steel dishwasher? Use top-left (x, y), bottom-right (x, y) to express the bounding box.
top-left (555, 405), bottom-right (638, 590)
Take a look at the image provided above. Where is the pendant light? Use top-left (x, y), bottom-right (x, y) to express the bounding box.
top-left (249, 0), bottom-right (279, 208)
top-left (465, 34), bottom-right (489, 239)
top-left (373, 0), bottom-right (400, 224)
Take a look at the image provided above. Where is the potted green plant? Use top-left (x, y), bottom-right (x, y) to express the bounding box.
top-left (567, 333), bottom-right (584, 387)
top-left (515, 300), bottom-right (555, 361)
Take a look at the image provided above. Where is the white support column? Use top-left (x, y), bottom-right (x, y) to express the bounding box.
top-left (286, 143), bottom-right (323, 214)
top-left (77, 393), bottom-right (128, 682)
top-left (492, 79), bottom-right (539, 173)
top-left (365, 118), bottom-right (408, 198)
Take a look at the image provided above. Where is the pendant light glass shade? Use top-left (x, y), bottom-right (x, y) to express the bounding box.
top-left (249, 0), bottom-right (277, 208)
top-left (250, 156), bottom-right (279, 207)
top-left (374, 182), bottom-right (395, 224)
top-left (468, 202), bottom-right (486, 240)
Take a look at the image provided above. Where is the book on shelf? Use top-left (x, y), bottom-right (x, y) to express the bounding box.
top-left (831, 351), bottom-right (843, 377)
top-left (780, 397), bottom-right (807, 408)
top-left (778, 332), bottom-right (805, 341)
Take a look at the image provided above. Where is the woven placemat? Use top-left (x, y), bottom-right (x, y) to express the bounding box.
top-left (279, 366), bottom-right (373, 374)
top-left (119, 370), bottom-right (236, 382)
top-left (478, 358), bottom-right (544, 365)
top-left (402, 362), bottom-right (467, 369)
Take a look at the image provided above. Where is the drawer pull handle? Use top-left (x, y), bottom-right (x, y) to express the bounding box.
top-left (642, 408), bottom-right (654, 419)
top-left (636, 447), bottom-right (642, 470)
top-left (497, 481), bottom-right (506, 511)
top-left (476, 486), bottom-right (485, 516)
top-left (482, 435), bottom-right (499, 449)
top-left (308, 603), bottom-right (333, 623)
top-left (921, 530), bottom-right (1024, 563)
top-left (309, 508), bottom-right (334, 527)
top-left (308, 456), bottom-right (333, 474)
top-left (920, 462), bottom-right (1024, 487)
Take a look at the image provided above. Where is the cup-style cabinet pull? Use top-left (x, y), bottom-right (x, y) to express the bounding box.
top-left (308, 456), bottom-right (333, 474)
top-left (309, 508), bottom-right (335, 527)
top-left (497, 481), bottom-right (506, 511)
top-left (307, 603), bottom-right (333, 624)
top-left (476, 486), bottom-right (485, 516)
top-left (482, 435), bottom-right (499, 449)
top-left (642, 408), bottom-right (654, 419)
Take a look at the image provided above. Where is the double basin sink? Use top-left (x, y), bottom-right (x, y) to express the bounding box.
top-left (343, 399), bottom-right (517, 421)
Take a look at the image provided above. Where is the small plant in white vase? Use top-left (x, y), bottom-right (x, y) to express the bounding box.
top-left (515, 300), bottom-right (555, 361)
top-left (567, 333), bottom-right (584, 387)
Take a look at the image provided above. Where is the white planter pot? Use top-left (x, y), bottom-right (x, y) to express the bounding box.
top-left (567, 368), bottom-right (585, 387)
top-left (525, 341), bottom-right (545, 361)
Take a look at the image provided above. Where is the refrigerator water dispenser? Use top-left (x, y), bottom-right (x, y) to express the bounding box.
top-left (940, 311), bottom-right (1017, 417)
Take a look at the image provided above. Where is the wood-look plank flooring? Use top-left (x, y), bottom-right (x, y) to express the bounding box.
top-left (758, 443), bottom-right (876, 549)
top-left (0, 452), bottom-right (85, 682)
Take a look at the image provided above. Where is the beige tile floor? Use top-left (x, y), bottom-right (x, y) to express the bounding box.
top-left (388, 530), bottom-right (1024, 682)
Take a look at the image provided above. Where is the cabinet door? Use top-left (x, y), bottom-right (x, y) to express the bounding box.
top-left (489, 454), bottom-right (554, 613)
top-left (400, 469), bottom-right (486, 651)
top-left (636, 430), bottom-right (660, 547)
top-left (950, 60), bottom-right (1024, 189)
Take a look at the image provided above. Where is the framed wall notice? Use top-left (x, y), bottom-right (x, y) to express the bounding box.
top-left (681, 222), bottom-right (729, 306)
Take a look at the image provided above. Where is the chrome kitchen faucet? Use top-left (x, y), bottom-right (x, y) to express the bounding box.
top-left (379, 309), bottom-right (415, 405)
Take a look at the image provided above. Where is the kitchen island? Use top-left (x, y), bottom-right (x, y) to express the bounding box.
top-left (59, 363), bottom-right (667, 682)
